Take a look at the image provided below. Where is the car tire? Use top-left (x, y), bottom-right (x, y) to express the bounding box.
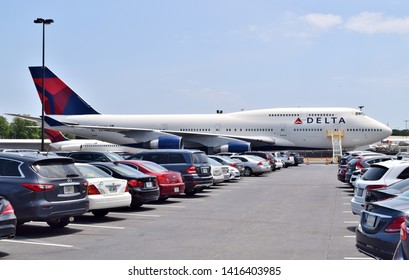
top-left (91, 210), bottom-right (109, 217)
top-left (46, 217), bottom-right (71, 228)
top-left (130, 202), bottom-right (143, 209)
top-left (244, 167), bottom-right (253, 176)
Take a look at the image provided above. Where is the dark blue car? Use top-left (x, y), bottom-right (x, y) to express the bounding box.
top-left (356, 191), bottom-right (409, 259)
top-left (0, 196), bottom-right (16, 239)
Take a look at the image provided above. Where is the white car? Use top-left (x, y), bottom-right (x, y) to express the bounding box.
top-left (351, 160), bottom-right (409, 215)
top-left (227, 166), bottom-right (241, 180)
top-left (207, 157), bottom-right (229, 185)
top-left (75, 163), bottom-right (132, 217)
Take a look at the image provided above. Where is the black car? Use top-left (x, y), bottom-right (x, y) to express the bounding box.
top-left (90, 162), bottom-right (160, 208)
top-left (290, 152), bottom-right (304, 166)
top-left (127, 149), bottom-right (213, 195)
top-left (0, 196), bottom-right (16, 239)
top-left (356, 192), bottom-right (409, 259)
top-left (0, 152), bottom-right (89, 228)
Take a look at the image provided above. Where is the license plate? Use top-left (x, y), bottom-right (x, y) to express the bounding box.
top-left (365, 214), bottom-right (376, 227)
top-left (174, 187), bottom-right (179, 192)
top-left (108, 186), bottom-right (117, 192)
top-left (202, 167), bottom-right (209, 173)
top-left (64, 186), bottom-right (74, 194)
top-left (355, 188), bottom-right (363, 197)
top-left (145, 181), bottom-right (153, 188)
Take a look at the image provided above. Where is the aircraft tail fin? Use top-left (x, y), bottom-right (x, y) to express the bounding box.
top-left (44, 129), bottom-right (70, 143)
top-left (28, 66), bottom-right (100, 115)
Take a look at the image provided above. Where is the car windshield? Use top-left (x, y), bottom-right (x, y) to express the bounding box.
top-left (111, 163), bottom-right (146, 177)
top-left (76, 164), bottom-right (112, 179)
top-left (361, 165), bottom-right (388, 181)
top-left (192, 152), bottom-right (209, 164)
top-left (208, 158), bottom-right (222, 166)
top-left (105, 153), bottom-right (125, 161)
top-left (139, 161), bottom-right (168, 172)
top-left (387, 178), bottom-right (409, 191)
top-left (33, 160), bottom-right (81, 178)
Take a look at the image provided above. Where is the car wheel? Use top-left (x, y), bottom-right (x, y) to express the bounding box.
top-left (91, 210), bottom-right (109, 217)
top-left (130, 202), bottom-right (143, 209)
top-left (244, 167), bottom-right (253, 176)
top-left (46, 217), bottom-right (72, 228)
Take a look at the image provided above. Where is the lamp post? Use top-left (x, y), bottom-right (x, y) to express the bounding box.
top-left (34, 18), bottom-right (53, 151)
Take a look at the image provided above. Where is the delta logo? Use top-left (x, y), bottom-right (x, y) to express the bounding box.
top-left (294, 117), bottom-right (346, 125)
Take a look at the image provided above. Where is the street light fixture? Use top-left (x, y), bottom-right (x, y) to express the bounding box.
top-left (34, 18), bottom-right (53, 151)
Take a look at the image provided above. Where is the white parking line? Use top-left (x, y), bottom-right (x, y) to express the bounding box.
top-left (68, 223), bottom-right (125, 230)
top-left (344, 257), bottom-right (373, 260)
top-left (344, 221), bottom-right (358, 224)
top-left (0, 239), bottom-right (73, 248)
top-left (147, 204), bottom-right (186, 208)
top-left (344, 235), bottom-right (356, 238)
top-left (111, 212), bottom-right (160, 218)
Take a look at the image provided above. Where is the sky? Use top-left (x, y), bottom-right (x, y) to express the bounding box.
top-left (1, 1), bottom-right (409, 129)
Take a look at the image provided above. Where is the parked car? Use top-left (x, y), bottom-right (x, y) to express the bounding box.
top-left (273, 151), bottom-right (295, 168)
top-left (338, 151), bottom-right (384, 183)
top-left (0, 152), bottom-right (89, 228)
top-left (207, 157), bottom-right (230, 185)
top-left (0, 196), bottom-right (16, 239)
top-left (231, 155), bottom-right (270, 176)
top-left (356, 191), bottom-right (409, 259)
top-left (118, 160), bottom-right (185, 201)
top-left (60, 151), bottom-right (125, 163)
top-left (127, 149), bottom-right (213, 195)
top-left (392, 214), bottom-right (409, 259)
top-left (208, 155), bottom-right (245, 176)
top-left (346, 155), bottom-right (392, 186)
top-left (90, 162), bottom-right (160, 208)
top-left (351, 160), bottom-right (409, 215)
top-left (290, 152), bottom-right (304, 166)
top-left (365, 178), bottom-right (409, 204)
top-left (242, 151), bottom-right (277, 171)
top-left (75, 163), bottom-right (132, 217)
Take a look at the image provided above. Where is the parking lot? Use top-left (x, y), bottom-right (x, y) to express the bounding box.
top-left (0, 163), bottom-right (369, 260)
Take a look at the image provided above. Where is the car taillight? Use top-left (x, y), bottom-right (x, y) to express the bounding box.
top-left (385, 216), bottom-right (406, 233)
top-left (257, 161), bottom-right (263, 166)
top-left (1, 203), bottom-right (14, 216)
top-left (128, 179), bottom-right (144, 187)
top-left (366, 184), bottom-right (387, 191)
top-left (21, 183), bottom-right (55, 192)
top-left (229, 163), bottom-right (237, 168)
top-left (187, 166), bottom-right (197, 174)
top-left (87, 184), bottom-right (101, 195)
top-left (400, 222), bottom-right (408, 241)
top-left (356, 159), bottom-right (364, 169)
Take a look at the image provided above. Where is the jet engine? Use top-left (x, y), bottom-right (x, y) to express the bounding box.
top-left (146, 136), bottom-right (184, 149)
top-left (213, 141), bottom-right (251, 153)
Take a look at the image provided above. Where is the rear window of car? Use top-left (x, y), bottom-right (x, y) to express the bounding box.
top-left (0, 158), bottom-right (22, 177)
top-left (361, 166), bottom-right (388, 181)
top-left (139, 161), bottom-right (168, 172)
top-left (33, 160), bottom-right (81, 178)
top-left (76, 164), bottom-right (112, 179)
top-left (192, 153), bottom-right (208, 164)
top-left (398, 167), bottom-right (409, 180)
top-left (168, 153), bottom-right (187, 164)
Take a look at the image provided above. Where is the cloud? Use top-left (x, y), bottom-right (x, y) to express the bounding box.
top-left (301, 13), bottom-right (343, 30)
top-left (345, 12), bottom-right (409, 34)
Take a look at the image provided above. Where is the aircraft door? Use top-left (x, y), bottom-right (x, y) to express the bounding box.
top-left (280, 125), bottom-right (287, 136)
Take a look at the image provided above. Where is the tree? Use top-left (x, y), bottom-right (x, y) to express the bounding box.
top-left (9, 116), bottom-right (40, 139)
top-left (0, 116), bottom-right (10, 139)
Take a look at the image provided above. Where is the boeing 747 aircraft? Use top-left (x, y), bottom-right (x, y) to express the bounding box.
top-left (25, 66), bottom-right (392, 154)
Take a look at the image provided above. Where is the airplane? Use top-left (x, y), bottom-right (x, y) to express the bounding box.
top-left (44, 129), bottom-right (141, 153)
top-left (21, 66), bottom-right (392, 154)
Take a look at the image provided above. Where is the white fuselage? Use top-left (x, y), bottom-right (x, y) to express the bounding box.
top-left (45, 107), bottom-right (392, 150)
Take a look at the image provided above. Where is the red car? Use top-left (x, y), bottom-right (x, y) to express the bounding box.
top-left (118, 160), bottom-right (185, 201)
